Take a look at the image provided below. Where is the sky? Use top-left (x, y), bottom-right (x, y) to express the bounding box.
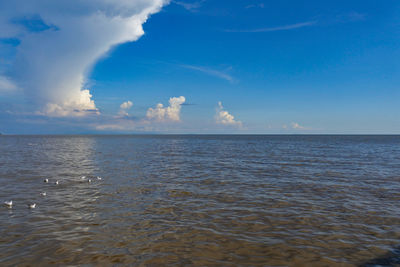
top-left (0, 0), bottom-right (399, 134)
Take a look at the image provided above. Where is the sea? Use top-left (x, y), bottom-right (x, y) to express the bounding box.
top-left (0, 135), bottom-right (399, 266)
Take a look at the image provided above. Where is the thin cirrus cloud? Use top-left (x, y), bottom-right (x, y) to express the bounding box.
top-left (245, 3), bottom-right (265, 9)
top-left (180, 64), bottom-right (235, 83)
top-left (173, 0), bottom-right (205, 11)
top-left (223, 21), bottom-right (317, 33)
top-left (0, 76), bottom-right (17, 93)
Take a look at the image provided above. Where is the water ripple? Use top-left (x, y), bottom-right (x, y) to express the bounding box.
top-left (0, 135), bottom-right (399, 266)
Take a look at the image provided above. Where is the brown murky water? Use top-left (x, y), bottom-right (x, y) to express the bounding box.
top-left (0, 135), bottom-right (399, 266)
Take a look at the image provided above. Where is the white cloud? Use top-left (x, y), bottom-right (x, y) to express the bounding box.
top-left (95, 120), bottom-right (136, 131)
top-left (215, 101), bottom-right (242, 127)
top-left (181, 64), bottom-right (235, 83)
top-left (146, 96), bottom-right (186, 122)
top-left (282, 122), bottom-right (310, 130)
top-left (0, 76), bottom-right (17, 93)
top-left (173, 0), bottom-right (205, 11)
top-left (245, 3), bottom-right (265, 9)
top-left (120, 101), bottom-right (133, 110)
top-left (224, 21), bottom-right (316, 33)
top-left (93, 96), bottom-right (186, 131)
top-left (119, 100), bottom-right (133, 116)
top-left (39, 89), bottom-right (100, 117)
top-left (0, 0), bottom-right (168, 117)
top-left (291, 122), bottom-right (305, 129)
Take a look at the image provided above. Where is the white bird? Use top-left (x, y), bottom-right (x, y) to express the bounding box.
top-left (28, 203), bottom-right (36, 209)
top-left (81, 176), bottom-right (86, 179)
top-left (97, 176), bottom-right (102, 180)
top-left (44, 179), bottom-right (49, 183)
top-left (55, 180), bottom-right (59, 185)
top-left (88, 179), bottom-right (92, 183)
top-left (40, 192), bottom-right (46, 196)
top-left (4, 201), bottom-right (12, 208)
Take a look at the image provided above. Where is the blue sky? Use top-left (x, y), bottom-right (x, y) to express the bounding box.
top-left (0, 0), bottom-right (399, 134)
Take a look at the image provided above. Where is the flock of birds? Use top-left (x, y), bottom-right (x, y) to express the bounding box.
top-left (3, 175), bottom-right (102, 210)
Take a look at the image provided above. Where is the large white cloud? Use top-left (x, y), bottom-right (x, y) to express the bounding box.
top-left (215, 101), bottom-right (242, 127)
top-left (146, 96), bottom-right (186, 122)
top-left (0, 0), bottom-right (168, 117)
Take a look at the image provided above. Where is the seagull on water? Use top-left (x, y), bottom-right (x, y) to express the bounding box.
top-left (97, 176), bottom-right (102, 180)
top-left (81, 176), bottom-right (86, 179)
top-left (4, 201), bottom-right (12, 208)
top-left (28, 203), bottom-right (36, 209)
top-left (55, 180), bottom-right (59, 185)
top-left (88, 179), bottom-right (92, 183)
top-left (44, 179), bottom-right (49, 183)
top-left (40, 192), bottom-right (46, 196)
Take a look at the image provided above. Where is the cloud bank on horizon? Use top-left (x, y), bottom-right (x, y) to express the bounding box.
top-left (94, 96), bottom-right (187, 131)
top-left (0, 0), bottom-right (168, 117)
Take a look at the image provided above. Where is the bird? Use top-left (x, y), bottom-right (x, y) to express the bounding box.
top-left (40, 192), bottom-right (46, 196)
top-left (4, 201), bottom-right (12, 208)
top-left (97, 176), bottom-right (102, 180)
top-left (81, 176), bottom-right (86, 179)
top-left (28, 203), bottom-right (36, 209)
top-left (55, 180), bottom-right (59, 185)
top-left (44, 179), bottom-right (49, 183)
top-left (88, 179), bottom-right (92, 183)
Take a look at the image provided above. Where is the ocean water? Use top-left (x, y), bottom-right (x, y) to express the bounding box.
top-left (0, 135), bottom-right (399, 266)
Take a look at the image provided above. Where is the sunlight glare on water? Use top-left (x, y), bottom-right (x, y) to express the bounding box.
top-left (0, 135), bottom-right (400, 266)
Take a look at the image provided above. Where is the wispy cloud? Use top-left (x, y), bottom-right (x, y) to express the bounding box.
top-left (245, 3), bottom-right (265, 9)
top-left (180, 64), bottom-right (235, 82)
top-left (332, 12), bottom-right (366, 23)
top-left (224, 21), bottom-right (317, 33)
top-left (0, 75), bottom-right (17, 93)
top-left (173, 0), bottom-right (205, 12)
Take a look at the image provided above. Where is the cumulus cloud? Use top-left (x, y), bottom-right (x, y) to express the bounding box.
top-left (93, 96), bottom-right (185, 131)
top-left (119, 100), bottom-right (133, 116)
top-left (0, 0), bottom-right (168, 117)
top-left (120, 101), bottom-right (133, 110)
top-left (282, 122), bottom-right (309, 130)
top-left (146, 96), bottom-right (186, 122)
top-left (291, 122), bottom-right (305, 129)
top-left (215, 101), bottom-right (242, 127)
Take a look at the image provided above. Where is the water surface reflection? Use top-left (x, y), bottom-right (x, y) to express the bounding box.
top-left (0, 135), bottom-right (399, 266)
